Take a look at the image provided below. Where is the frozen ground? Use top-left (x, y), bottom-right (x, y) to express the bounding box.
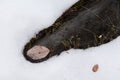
top-left (0, 0), bottom-right (120, 80)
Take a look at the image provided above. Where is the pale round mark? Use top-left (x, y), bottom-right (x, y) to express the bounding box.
top-left (27, 45), bottom-right (50, 60)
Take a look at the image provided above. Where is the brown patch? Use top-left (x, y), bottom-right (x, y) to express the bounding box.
top-left (92, 64), bottom-right (99, 72)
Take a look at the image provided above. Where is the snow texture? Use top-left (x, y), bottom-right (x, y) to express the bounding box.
top-left (0, 0), bottom-right (120, 80)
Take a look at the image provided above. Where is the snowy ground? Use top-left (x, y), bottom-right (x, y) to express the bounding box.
top-left (0, 0), bottom-right (120, 80)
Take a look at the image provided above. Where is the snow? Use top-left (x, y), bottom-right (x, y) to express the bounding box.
top-left (0, 0), bottom-right (120, 80)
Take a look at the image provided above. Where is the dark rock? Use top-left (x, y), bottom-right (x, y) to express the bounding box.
top-left (23, 0), bottom-right (120, 63)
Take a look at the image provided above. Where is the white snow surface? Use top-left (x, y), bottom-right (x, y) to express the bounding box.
top-left (0, 0), bottom-right (120, 80)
